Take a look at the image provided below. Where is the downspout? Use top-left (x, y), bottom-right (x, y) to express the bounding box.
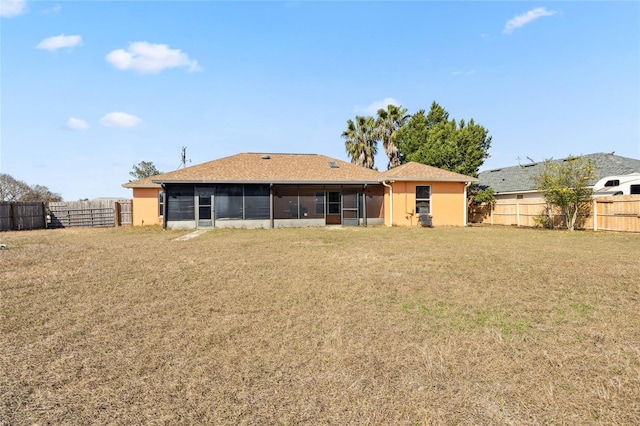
top-left (464, 181), bottom-right (472, 226)
top-left (381, 180), bottom-right (393, 227)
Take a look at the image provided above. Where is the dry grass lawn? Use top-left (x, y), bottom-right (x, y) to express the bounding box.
top-left (1, 225), bottom-right (639, 425)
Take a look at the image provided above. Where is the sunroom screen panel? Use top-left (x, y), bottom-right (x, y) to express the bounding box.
top-left (215, 184), bottom-right (243, 220)
top-left (244, 185), bottom-right (270, 219)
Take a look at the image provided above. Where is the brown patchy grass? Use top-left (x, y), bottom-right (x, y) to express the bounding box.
top-left (1, 225), bottom-right (639, 425)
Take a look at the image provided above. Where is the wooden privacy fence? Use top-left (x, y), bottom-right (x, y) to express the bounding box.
top-left (48, 200), bottom-right (132, 228)
top-left (0, 202), bottom-right (46, 231)
top-left (470, 195), bottom-right (640, 232)
top-left (594, 196), bottom-right (640, 232)
top-left (116, 200), bottom-right (132, 227)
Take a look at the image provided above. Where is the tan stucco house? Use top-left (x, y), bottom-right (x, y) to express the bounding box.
top-left (123, 153), bottom-right (476, 229)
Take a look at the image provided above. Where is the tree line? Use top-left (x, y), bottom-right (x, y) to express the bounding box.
top-left (341, 101), bottom-right (492, 178)
top-left (0, 173), bottom-right (62, 203)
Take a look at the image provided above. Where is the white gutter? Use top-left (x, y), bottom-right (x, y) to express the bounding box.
top-left (381, 180), bottom-right (394, 227)
top-left (464, 181), bottom-right (472, 226)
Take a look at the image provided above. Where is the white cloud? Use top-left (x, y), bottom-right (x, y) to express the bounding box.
top-left (105, 41), bottom-right (202, 74)
top-left (66, 117), bottom-right (89, 130)
top-left (358, 98), bottom-right (402, 116)
top-left (42, 3), bottom-right (61, 14)
top-left (1, 0), bottom-right (27, 17)
top-left (503, 7), bottom-right (557, 34)
top-left (99, 112), bottom-right (142, 128)
top-left (36, 34), bottom-right (82, 51)
top-left (452, 70), bottom-right (476, 76)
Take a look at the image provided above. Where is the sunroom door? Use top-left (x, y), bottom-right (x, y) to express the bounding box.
top-left (326, 191), bottom-right (342, 225)
top-left (342, 189), bottom-right (359, 226)
top-left (195, 187), bottom-right (214, 228)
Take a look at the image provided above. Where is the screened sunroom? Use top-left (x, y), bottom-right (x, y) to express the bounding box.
top-left (162, 183), bottom-right (384, 229)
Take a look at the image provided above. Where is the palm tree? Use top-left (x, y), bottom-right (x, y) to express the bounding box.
top-left (376, 104), bottom-right (409, 168)
top-left (342, 116), bottom-right (378, 169)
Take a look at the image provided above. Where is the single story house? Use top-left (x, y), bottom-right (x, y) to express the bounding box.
top-left (123, 153), bottom-right (477, 229)
top-left (477, 152), bottom-right (640, 201)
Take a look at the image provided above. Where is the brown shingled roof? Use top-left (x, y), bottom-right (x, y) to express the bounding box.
top-left (378, 162), bottom-right (477, 182)
top-left (150, 153), bottom-right (382, 184)
top-left (122, 154), bottom-right (478, 188)
top-left (122, 175), bottom-right (162, 189)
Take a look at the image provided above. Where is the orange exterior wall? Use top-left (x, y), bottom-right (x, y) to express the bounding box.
top-left (383, 181), bottom-right (468, 227)
top-left (132, 187), bottom-right (162, 226)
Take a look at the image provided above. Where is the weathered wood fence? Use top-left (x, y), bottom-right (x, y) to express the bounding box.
top-left (471, 195), bottom-right (640, 232)
top-left (0, 202), bottom-right (47, 231)
top-left (48, 200), bottom-right (132, 228)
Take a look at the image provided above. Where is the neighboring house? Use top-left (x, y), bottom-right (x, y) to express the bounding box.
top-left (477, 153), bottom-right (640, 200)
top-left (123, 153), bottom-right (477, 229)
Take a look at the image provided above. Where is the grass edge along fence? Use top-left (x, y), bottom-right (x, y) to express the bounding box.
top-left (48, 199), bottom-right (132, 229)
top-left (470, 194), bottom-right (640, 232)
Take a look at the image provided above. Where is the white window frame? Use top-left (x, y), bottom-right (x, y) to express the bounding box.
top-left (158, 191), bottom-right (165, 217)
top-left (415, 185), bottom-right (431, 215)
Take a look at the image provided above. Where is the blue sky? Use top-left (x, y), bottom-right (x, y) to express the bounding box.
top-left (1, 0), bottom-right (639, 200)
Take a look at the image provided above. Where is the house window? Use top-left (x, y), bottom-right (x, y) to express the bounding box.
top-left (158, 191), bottom-right (165, 217)
top-left (517, 194), bottom-right (524, 200)
top-left (416, 185), bottom-right (431, 215)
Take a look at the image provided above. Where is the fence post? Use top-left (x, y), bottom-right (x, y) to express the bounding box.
top-left (10, 202), bottom-right (15, 230)
top-left (516, 201), bottom-right (520, 227)
top-left (114, 202), bottom-right (121, 227)
top-left (593, 198), bottom-right (598, 232)
top-left (490, 202), bottom-right (494, 225)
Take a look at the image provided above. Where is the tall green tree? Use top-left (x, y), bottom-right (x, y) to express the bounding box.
top-left (394, 102), bottom-right (491, 177)
top-left (425, 101), bottom-right (449, 128)
top-left (129, 161), bottom-right (162, 180)
top-left (534, 156), bottom-right (596, 231)
top-left (376, 104), bottom-right (409, 168)
top-left (342, 116), bottom-right (378, 169)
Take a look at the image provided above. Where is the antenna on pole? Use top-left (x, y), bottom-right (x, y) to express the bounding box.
top-left (178, 146), bottom-right (191, 169)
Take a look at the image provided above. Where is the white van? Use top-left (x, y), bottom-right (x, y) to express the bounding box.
top-left (592, 173), bottom-right (640, 196)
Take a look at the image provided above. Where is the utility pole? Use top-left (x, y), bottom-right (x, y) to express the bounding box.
top-left (179, 146), bottom-right (191, 169)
